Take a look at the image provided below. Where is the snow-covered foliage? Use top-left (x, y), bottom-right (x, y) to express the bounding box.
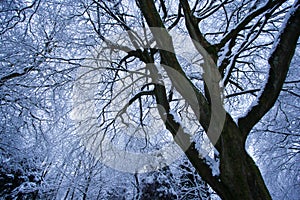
top-left (0, 0), bottom-right (299, 199)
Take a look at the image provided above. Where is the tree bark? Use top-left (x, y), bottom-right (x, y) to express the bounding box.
top-left (218, 115), bottom-right (272, 200)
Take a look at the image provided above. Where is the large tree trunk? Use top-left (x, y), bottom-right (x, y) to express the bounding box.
top-left (217, 116), bottom-right (271, 200)
top-left (181, 115), bottom-right (271, 200)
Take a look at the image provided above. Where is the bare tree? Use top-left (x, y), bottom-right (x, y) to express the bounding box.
top-left (1, 0), bottom-right (299, 199)
top-left (83, 0), bottom-right (299, 199)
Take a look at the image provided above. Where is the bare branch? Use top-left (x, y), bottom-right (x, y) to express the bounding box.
top-left (216, 0), bottom-right (286, 50)
top-left (238, 1), bottom-right (300, 136)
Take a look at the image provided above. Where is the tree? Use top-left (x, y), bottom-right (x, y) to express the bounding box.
top-left (1, 0), bottom-right (299, 199)
top-left (83, 0), bottom-right (298, 199)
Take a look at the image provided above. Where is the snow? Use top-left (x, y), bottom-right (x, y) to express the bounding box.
top-left (144, 176), bottom-right (154, 184)
top-left (240, 1), bottom-right (300, 119)
top-left (249, 0), bottom-right (268, 12)
top-left (217, 41), bottom-right (230, 67)
top-left (220, 42), bottom-right (239, 86)
top-left (11, 182), bottom-right (37, 196)
top-left (6, 174), bottom-right (14, 179)
top-left (204, 154), bottom-right (220, 177)
top-left (169, 110), bottom-right (181, 124)
top-left (269, 2), bottom-right (299, 57)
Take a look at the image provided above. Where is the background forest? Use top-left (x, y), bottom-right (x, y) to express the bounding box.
top-left (0, 0), bottom-right (299, 199)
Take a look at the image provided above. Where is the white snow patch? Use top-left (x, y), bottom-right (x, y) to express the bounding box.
top-left (205, 155), bottom-right (220, 177)
top-left (169, 110), bottom-right (181, 124)
top-left (217, 41), bottom-right (230, 67)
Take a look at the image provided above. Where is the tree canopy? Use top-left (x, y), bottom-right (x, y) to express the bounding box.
top-left (0, 0), bottom-right (299, 199)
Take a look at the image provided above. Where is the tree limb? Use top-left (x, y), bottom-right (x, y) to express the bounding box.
top-left (238, 0), bottom-right (300, 136)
